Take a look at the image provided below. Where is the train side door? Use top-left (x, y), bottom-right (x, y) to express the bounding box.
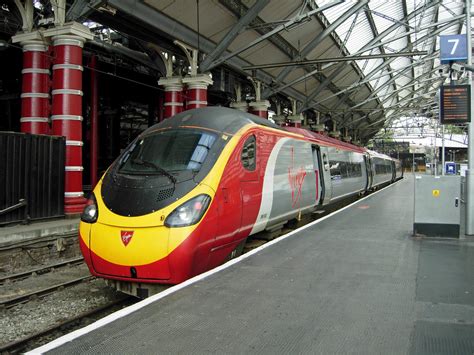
top-left (311, 145), bottom-right (324, 205)
top-left (317, 146), bottom-right (332, 204)
top-left (239, 134), bottom-right (261, 234)
top-left (364, 155), bottom-right (372, 190)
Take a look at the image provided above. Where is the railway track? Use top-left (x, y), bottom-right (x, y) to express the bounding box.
top-left (0, 296), bottom-right (136, 354)
top-left (0, 275), bottom-right (94, 309)
top-left (0, 256), bottom-right (84, 285)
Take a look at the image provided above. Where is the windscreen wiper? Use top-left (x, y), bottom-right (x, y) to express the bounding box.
top-left (132, 159), bottom-right (177, 184)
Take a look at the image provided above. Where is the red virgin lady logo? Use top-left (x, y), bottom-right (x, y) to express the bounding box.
top-left (120, 231), bottom-right (134, 246)
top-left (288, 147), bottom-right (307, 208)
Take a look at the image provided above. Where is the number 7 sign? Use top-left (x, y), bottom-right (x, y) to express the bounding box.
top-left (440, 34), bottom-right (468, 64)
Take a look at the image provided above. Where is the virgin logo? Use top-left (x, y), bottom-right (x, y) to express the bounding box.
top-left (288, 147), bottom-right (307, 208)
top-left (120, 231), bottom-right (134, 246)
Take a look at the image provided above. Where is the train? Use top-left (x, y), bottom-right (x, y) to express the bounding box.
top-left (79, 107), bottom-right (402, 297)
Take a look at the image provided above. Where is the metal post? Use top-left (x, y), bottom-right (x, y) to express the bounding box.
top-left (442, 124), bottom-right (445, 175)
top-left (90, 55), bottom-right (99, 188)
top-left (434, 119), bottom-right (438, 176)
top-left (466, 0), bottom-right (474, 235)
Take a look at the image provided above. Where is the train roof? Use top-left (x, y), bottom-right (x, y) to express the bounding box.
top-left (147, 107), bottom-right (282, 135)
top-left (146, 107), bottom-right (369, 155)
top-left (284, 127), bottom-right (366, 153)
top-left (364, 149), bottom-right (394, 161)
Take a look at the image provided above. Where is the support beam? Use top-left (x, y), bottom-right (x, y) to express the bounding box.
top-left (206, 0), bottom-right (344, 71)
top-left (67, 0), bottom-right (105, 22)
top-left (106, 0), bottom-right (309, 105)
top-left (14, 0), bottom-right (34, 32)
top-left (262, 0), bottom-right (369, 98)
top-left (298, 0), bottom-right (443, 113)
top-left (199, 0), bottom-right (270, 72)
top-left (243, 51), bottom-right (427, 70)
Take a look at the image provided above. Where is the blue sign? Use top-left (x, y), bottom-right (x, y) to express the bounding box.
top-left (440, 34), bottom-right (468, 64)
top-left (445, 162), bottom-right (456, 175)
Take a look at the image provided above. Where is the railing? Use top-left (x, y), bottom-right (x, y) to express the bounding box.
top-left (0, 132), bottom-right (65, 225)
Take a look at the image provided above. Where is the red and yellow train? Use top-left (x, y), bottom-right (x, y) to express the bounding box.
top-left (80, 107), bottom-right (402, 297)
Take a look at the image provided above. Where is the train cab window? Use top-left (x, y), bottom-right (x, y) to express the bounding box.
top-left (118, 129), bottom-right (217, 174)
top-left (241, 135), bottom-right (256, 171)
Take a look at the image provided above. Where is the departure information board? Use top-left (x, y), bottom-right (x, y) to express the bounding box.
top-left (440, 85), bottom-right (471, 124)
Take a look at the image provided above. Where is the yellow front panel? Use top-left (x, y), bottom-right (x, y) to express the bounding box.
top-left (85, 125), bottom-right (255, 267)
top-left (90, 223), bottom-right (170, 265)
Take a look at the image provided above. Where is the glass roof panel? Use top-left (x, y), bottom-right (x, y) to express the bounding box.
top-left (314, 0), bottom-right (471, 135)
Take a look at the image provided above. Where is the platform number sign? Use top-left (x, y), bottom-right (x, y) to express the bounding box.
top-left (440, 34), bottom-right (468, 64)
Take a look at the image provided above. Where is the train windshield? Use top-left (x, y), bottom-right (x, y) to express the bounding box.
top-left (118, 129), bottom-right (217, 175)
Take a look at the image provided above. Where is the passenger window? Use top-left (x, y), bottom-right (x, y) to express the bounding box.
top-left (323, 153), bottom-right (329, 171)
top-left (241, 135), bottom-right (256, 171)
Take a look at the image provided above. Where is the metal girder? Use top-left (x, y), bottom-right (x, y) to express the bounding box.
top-left (106, 0), bottom-right (308, 104)
top-left (355, 14), bottom-right (465, 57)
top-left (266, 67), bottom-right (320, 97)
top-left (67, 0), bottom-right (104, 22)
top-left (14, 0), bottom-right (33, 31)
top-left (315, 62), bottom-right (424, 107)
top-left (243, 51), bottom-right (426, 70)
top-left (401, 0), bottom-right (416, 99)
top-left (364, 7), bottom-right (397, 100)
top-left (353, 52), bottom-right (439, 108)
top-left (354, 19), bottom-right (456, 104)
top-left (213, 0), bottom-right (358, 111)
top-left (199, 0), bottom-right (270, 72)
top-left (325, 61), bottom-right (429, 125)
top-left (262, 0), bottom-right (369, 98)
top-left (342, 71), bottom-right (443, 133)
top-left (299, 0), bottom-right (443, 113)
top-left (352, 65), bottom-right (444, 110)
top-left (205, 0), bottom-right (343, 71)
top-left (88, 39), bottom-right (162, 73)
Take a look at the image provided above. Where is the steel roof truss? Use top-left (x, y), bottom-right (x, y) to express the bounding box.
top-left (204, 0), bottom-right (344, 71)
top-left (299, 0), bottom-right (442, 112)
top-left (263, 0), bottom-right (369, 98)
top-left (199, 0), bottom-right (270, 72)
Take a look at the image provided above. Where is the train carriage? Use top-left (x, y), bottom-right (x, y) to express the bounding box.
top-left (80, 107), bottom-right (400, 294)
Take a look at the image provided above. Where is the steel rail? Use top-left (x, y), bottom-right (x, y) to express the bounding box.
top-left (0, 256), bottom-right (84, 285)
top-left (0, 296), bottom-right (134, 354)
top-left (0, 275), bottom-right (94, 308)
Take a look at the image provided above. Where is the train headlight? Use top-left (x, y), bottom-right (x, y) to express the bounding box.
top-left (165, 194), bottom-right (211, 227)
top-left (81, 193), bottom-right (98, 223)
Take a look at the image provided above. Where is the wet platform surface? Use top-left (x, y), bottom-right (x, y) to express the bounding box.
top-left (39, 176), bottom-right (474, 354)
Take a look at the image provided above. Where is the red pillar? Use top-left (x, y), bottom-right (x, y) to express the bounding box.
top-left (51, 35), bottom-right (86, 214)
top-left (287, 115), bottom-right (302, 128)
top-left (90, 55), bottom-right (99, 188)
top-left (158, 77), bottom-right (183, 118)
top-left (183, 75), bottom-right (213, 110)
top-left (20, 41), bottom-right (50, 134)
top-left (249, 100), bottom-right (270, 119)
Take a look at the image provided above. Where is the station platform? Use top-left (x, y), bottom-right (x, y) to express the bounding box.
top-left (0, 218), bottom-right (79, 248)
top-left (33, 176), bottom-right (474, 354)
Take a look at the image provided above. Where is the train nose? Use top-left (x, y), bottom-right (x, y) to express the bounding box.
top-left (88, 223), bottom-right (171, 280)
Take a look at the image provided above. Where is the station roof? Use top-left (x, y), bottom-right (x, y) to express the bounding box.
top-left (6, 1), bottom-right (472, 143)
